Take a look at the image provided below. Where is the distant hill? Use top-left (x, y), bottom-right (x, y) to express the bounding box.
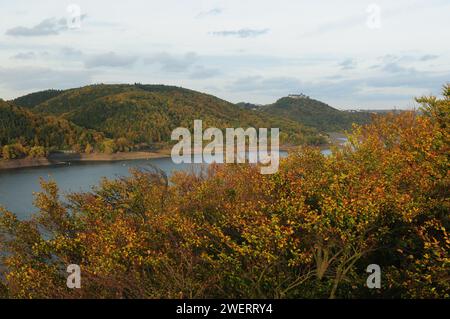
top-left (2, 85), bottom-right (381, 160)
top-left (0, 99), bottom-right (103, 159)
top-left (257, 96), bottom-right (372, 131)
top-left (3, 84), bottom-right (327, 157)
top-left (12, 89), bottom-right (64, 109)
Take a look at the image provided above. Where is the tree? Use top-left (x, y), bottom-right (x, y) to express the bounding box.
top-left (1, 145), bottom-right (12, 160)
top-left (85, 143), bottom-right (94, 154)
top-left (29, 146), bottom-right (47, 158)
top-left (102, 139), bottom-right (117, 154)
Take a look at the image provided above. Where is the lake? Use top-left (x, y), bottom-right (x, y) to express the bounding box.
top-left (0, 150), bottom-right (331, 219)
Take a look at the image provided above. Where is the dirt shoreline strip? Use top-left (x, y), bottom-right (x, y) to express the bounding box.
top-left (0, 150), bottom-right (172, 171)
top-left (0, 142), bottom-right (338, 171)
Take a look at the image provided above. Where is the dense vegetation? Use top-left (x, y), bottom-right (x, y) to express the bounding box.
top-left (236, 102), bottom-right (260, 110)
top-left (0, 100), bottom-right (105, 159)
top-left (1, 84), bottom-right (329, 160)
top-left (12, 89), bottom-right (64, 109)
top-left (0, 86), bottom-right (447, 298)
top-left (35, 84), bottom-right (323, 145)
top-left (259, 96), bottom-right (372, 131)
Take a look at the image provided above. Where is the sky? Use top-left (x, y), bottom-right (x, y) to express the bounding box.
top-left (0, 0), bottom-right (449, 109)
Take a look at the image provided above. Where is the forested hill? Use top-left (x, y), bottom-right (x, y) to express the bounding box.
top-left (251, 96), bottom-right (372, 131)
top-left (1, 84), bottom-right (327, 159)
top-left (29, 84), bottom-right (324, 145)
top-left (12, 89), bottom-right (64, 109)
top-left (0, 99), bottom-right (104, 159)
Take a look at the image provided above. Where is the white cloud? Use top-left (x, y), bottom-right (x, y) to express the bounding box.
top-left (0, 67), bottom-right (92, 91)
top-left (11, 52), bottom-right (36, 60)
top-left (144, 52), bottom-right (198, 72)
top-left (5, 15), bottom-right (87, 37)
top-left (211, 28), bottom-right (269, 38)
top-left (196, 8), bottom-right (223, 19)
top-left (84, 52), bottom-right (138, 68)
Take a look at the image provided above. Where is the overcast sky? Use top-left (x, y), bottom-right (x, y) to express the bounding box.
top-left (0, 0), bottom-right (449, 109)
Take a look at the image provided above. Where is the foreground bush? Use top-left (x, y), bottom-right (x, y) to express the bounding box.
top-left (0, 86), bottom-right (448, 299)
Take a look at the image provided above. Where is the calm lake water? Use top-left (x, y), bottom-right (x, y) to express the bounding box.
top-left (0, 150), bottom-right (332, 219)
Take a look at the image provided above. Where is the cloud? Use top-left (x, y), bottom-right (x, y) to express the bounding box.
top-left (10, 51), bottom-right (51, 60)
top-left (11, 52), bottom-right (36, 60)
top-left (339, 58), bottom-right (357, 70)
top-left (84, 52), bottom-right (138, 68)
top-left (371, 54), bottom-right (441, 73)
top-left (0, 67), bottom-right (91, 91)
top-left (211, 28), bottom-right (269, 38)
top-left (227, 75), bottom-right (413, 105)
top-left (144, 52), bottom-right (198, 72)
top-left (381, 62), bottom-right (414, 74)
top-left (420, 54), bottom-right (439, 61)
top-left (299, 15), bottom-right (364, 38)
top-left (5, 15), bottom-right (86, 37)
top-left (196, 8), bottom-right (223, 19)
top-left (365, 69), bottom-right (449, 89)
top-left (379, 53), bottom-right (439, 64)
top-left (144, 52), bottom-right (220, 77)
top-left (365, 56), bottom-right (450, 94)
top-left (61, 47), bottom-right (84, 58)
top-left (227, 67), bottom-right (449, 103)
top-left (189, 66), bottom-right (221, 79)
top-left (299, 0), bottom-right (450, 38)
top-left (227, 76), bottom-right (358, 99)
top-left (227, 76), bottom-right (304, 96)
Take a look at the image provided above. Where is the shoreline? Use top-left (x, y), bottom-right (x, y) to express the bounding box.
top-left (0, 150), bottom-right (173, 171)
top-left (0, 147), bottom-right (294, 171)
top-left (0, 134), bottom-right (346, 171)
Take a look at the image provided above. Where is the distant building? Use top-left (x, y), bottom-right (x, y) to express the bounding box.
top-left (288, 93), bottom-right (309, 99)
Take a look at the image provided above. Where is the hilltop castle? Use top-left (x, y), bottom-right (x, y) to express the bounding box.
top-left (288, 93), bottom-right (309, 99)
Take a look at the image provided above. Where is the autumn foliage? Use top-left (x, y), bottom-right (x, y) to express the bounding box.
top-left (0, 86), bottom-right (448, 299)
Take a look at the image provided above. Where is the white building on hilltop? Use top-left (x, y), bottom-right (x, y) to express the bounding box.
top-left (288, 93), bottom-right (309, 99)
